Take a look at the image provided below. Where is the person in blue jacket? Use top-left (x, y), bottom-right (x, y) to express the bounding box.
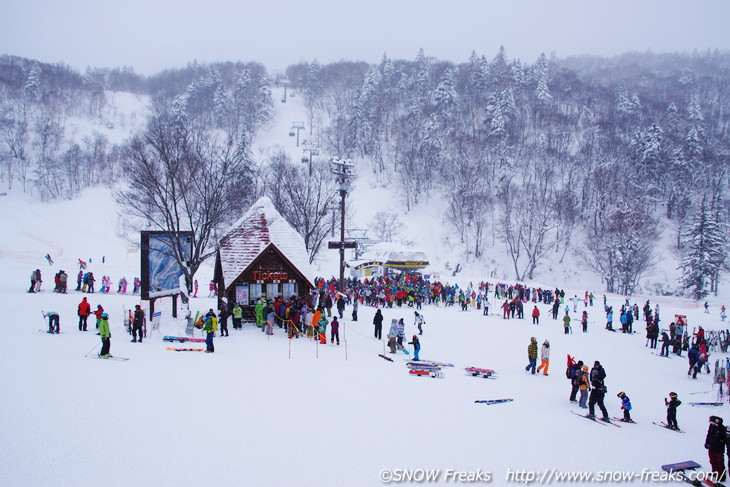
top-left (408, 335), bottom-right (421, 360)
top-left (605, 307), bottom-right (614, 331)
top-left (688, 344), bottom-right (700, 378)
top-left (617, 391), bottom-right (633, 422)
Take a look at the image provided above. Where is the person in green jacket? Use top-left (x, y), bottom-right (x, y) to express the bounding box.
top-left (318, 314), bottom-right (328, 344)
top-left (203, 310), bottom-right (218, 353)
top-left (254, 299), bottom-right (264, 328)
top-left (232, 303), bottom-right (243, 329)
top-left (99, 313), bottom-right (112, 357)
top-left (563, 312), bottom-right (572, 334)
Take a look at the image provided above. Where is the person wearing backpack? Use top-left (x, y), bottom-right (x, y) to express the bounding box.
top-left (588, 361), bottom-right (609, 421)
top-left (577, 365), bottom-right (590, 408)
top-left (569, 359), bottom-right (584, 403)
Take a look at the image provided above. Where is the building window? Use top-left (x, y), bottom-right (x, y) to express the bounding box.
top-left (283, 282), bottom-right (298, 298)
top-left (250, 283), bottom-right (262, 301)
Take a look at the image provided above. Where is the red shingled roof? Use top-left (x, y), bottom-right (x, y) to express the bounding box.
top-left (218, 197), bottom-right (314, 289)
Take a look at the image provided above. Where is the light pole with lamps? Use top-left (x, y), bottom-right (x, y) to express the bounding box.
top-left (328, 157), bottom-right (356, 294)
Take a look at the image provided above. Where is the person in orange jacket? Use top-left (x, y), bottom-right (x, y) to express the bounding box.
top-left (532, 306), bottom-right (540, 325)
top-left (77, 297), bottom-right (91, 331)
top-left (311, 307), bottom-right (323, 340)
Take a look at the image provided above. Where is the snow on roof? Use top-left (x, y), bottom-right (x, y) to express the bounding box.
top-left (218, 197), bottom-right (314, 288)
top-left (359, 241), bottom-right (429, 263)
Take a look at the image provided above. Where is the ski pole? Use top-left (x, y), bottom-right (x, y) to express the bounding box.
top-left (84, 340), bottom-right (101, 358)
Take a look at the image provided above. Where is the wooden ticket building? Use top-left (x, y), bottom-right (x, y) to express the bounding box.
top-left (214, 197), bottom-right (315, 308)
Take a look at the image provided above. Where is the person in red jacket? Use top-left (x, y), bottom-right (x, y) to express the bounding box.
top-left (77, 297), bottom-right (91, 331)
top-left (93, 304), bottom-right (104, 329)
top-left (532, 306), bottom-right (540, 325)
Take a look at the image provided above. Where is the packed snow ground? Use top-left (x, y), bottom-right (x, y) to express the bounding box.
top-left (2, 87), bottom-right (730, 487)
top-left (2, 190), bottom-right (729, 487)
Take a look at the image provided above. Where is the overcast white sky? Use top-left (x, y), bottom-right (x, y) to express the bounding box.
top-left (2, 0), bottom-right (729, 75)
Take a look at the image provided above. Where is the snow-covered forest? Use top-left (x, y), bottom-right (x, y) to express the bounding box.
top-left (1, 48), bottom-right (728, 298)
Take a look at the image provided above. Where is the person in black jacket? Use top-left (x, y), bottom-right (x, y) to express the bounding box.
top-left (132, 304), bottom-right (145, 343)
top-left (373, 309), bottom-right (383, 339)
top-left (588, 361), bottom-right (609, 421)
top-left (665, 392), bottom-right (682, 430)
top-left (705, 416), bottom-right (727, 481)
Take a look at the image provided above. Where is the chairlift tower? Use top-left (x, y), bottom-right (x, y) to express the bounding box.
top-left (289, 122), bottom-right (305, 147)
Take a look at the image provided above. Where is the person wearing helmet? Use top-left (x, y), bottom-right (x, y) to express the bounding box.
top-left (408, 335), bottom-right (421, 361)
top-left (93, 304), bottom-right (104, 330)
top-left (588, 361), bottom-right (609, 422)
top-left (99, 312), bottom-right (112, 358)
top-left (664, 392), bottom-right (681, 430)
top-left (617, 392), bottom-right (633, 422)
top-left (705, 416), bottom-right (727, 482)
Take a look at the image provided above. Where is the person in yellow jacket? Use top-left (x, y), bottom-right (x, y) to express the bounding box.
top-left (203, 309), bottom-right (218, 353)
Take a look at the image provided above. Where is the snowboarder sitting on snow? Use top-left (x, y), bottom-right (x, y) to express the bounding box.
top-left (617, 391), bottom-right (632, 422)
top-left (664, 392), bottom-right (681, 430)
top-left (408, 335), bottom-right (421, 361)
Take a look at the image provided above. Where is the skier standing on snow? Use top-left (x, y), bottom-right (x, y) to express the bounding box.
top-left (132, 304), bottom-right (145, 343)
top-left (414, 311), bottom-right (425, 335)
top-left (563, 312), bottom-right (571, 334)
top-left (660, 331), bottom-right (671, 357)
top-left (577, 365), bottom-right (590, 408)
top-left (617, 391), bottom-right (632, 422)
top-left (77, 297), bottom-right (91, 331)
top-left (99, 312), bottom-right (111, 358)
top-left (536, 340), bottom-right (550, 375)
top-left (93, 304), bottom-right (104, 329)
top-left (409, 335), bottom-right (421, 360)
top-left (569, 359), bottom-right (584, 403)
top-left (588, 361), bottom-right (609, 421)
top-left (581, 310), bottom-right (588, 332)
top-left (664, 392), bottom-right (681, 430)
top-left (203, 310), bottom-right (218, 353)
top-left (29, 269), bottom-right (38, 293)
top-left (483, 295), bottom-right (490, 316)
top-left (532, 306), bottom-right (540, 325)
top-left (525, 337), bottom-right (538, 375)
top-left (551, 299), bottom-right (560, 320)
top-left (373, 309), bottom-right (383, 339)
top-left (705, 416), bottom-right (727, 482)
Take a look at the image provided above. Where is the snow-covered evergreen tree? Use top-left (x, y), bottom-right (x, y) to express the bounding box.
top-left (680, 195), bottom-right (727, 299)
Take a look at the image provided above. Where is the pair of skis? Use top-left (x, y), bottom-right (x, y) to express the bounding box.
top-left (571, 410), bottom-right (622, 427)
top-left (474, 399), bottom-right (512, 405)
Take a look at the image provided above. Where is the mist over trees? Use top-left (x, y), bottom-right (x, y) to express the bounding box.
top-left (0, 47), bottom-right (729, 296)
